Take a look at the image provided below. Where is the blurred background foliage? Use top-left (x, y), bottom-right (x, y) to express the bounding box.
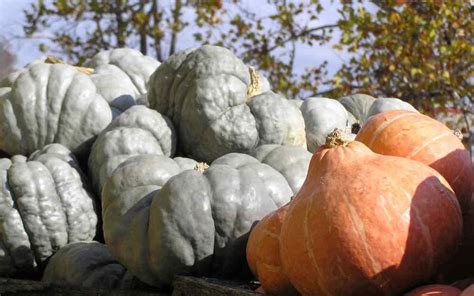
top-left (2, 0), bottom-right (472, 120)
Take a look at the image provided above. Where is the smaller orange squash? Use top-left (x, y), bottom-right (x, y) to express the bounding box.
top-left (404, 284), bottom-right (461, 296)
top-left (247, 203), bottom-right (299, 296)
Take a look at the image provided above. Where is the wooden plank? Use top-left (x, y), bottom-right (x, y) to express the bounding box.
top-left (0, 277), bottom-right (167, 296)
top-left (172, 276), bottom-right (261, 296)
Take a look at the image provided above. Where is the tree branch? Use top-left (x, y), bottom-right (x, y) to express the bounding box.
top-left (169, 0), bottom-right (182, 56)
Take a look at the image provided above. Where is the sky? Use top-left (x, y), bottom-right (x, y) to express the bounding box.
top-left (0, 0), bottom-right (376, 77)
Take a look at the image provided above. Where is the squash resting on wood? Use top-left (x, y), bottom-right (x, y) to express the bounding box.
top-left (0, 144), bottom-right (97, 277)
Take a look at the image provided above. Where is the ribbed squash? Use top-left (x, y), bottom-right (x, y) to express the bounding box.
top-left (280, 130), bottom-right (462, 295)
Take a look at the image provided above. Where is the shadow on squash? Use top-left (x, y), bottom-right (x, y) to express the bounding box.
top-left (347, 174), bottom-right (463, 295)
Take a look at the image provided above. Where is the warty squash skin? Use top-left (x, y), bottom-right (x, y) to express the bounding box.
top-left (356, 110), bottom-right (473, 212)
top-left (85, 48), bottom-right (161, 114)
top-left (247, 203), bottom-right (299, 296)
top-left (102, 153), bottom-right (293, 287)
top-left (251, 144), bottom-right (312, 194)
top-left (42, 241), bottom-right (134, 289)
top-left (147, 45), bottom-right (306, 163)
top-left (0, 144), bottom-right (97, 277)
top-left (0, 63), bottom-right (112, 158)
top-left (88, 105), bottom-right (176, 195)
top-left (280, 133), bottom-right (462, 296)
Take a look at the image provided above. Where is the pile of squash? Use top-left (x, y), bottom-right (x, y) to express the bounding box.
top-left (0, 45), bottom-right (472, 296)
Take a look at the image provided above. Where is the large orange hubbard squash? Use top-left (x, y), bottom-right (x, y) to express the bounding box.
top-left (280, 129), bottom-right (463, 295)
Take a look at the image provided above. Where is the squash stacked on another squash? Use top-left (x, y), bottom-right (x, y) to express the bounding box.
top-left (88, 105), bottom-right (176, 195)
top-left (147, 45), bottom-right (306, 163)
top-left (0, 63), bottom-right (112, 159)
top-left (85, 48), bottom-right (161, 115)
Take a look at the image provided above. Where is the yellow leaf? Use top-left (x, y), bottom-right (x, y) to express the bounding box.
top-left (442, 71), bottom-right (450, 79)
top-left (389, 64), bottom-right (395, 71)
top-left (410, 68), bottom-right (422, 76)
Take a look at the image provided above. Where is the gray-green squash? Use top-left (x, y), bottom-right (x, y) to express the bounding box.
top-left (251, 144), bottom-right (312, 193)
top-left (0, 57), bottom-right (48, 88)
top-left (147, 45), bottom-right (306, 162)
top-left (88, 105), bottom-right (176, 195)
top-left (0, 63), bottom-right (112, 158)
top-left (42, 241), bottom-right (134, 289)
top-left (0, 144), bottom-right (97, 277)
top-left (338, 93), bottom-right (377, 125)
top-left (365, 97), bottom-right (418, 121)
top-left (338, 94), bottom-right (418, 125)
top-left (102, 153), bottom-right (293, 287)
top-left (300, 97), bottom-right (354, 152)
top-left (85, 48), bottom-right (161, 115)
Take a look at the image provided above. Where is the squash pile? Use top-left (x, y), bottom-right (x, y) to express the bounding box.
top-left (0, 45), bottom-right (472, 295)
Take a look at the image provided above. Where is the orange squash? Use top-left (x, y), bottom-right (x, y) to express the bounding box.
top-left (404, 284), bottom-right (461, 296)
top-left (356, 110), bottom-right (473, 212)
top-left (247, 203), bottom-right (299, 296)
top-left (461, 284), bottom-right (474, 296)
top-left (280, 130), bottom-right (463, 296)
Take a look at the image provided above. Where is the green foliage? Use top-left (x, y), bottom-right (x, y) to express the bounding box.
top-left (23, 0), bottom-right (223, 64)
top-left (330, 0), bottom-right (473, 113)
top-left (21, 0), bottom-right (472, 109)
top-left (22, 0), bottom-right (334, 99)
top-left (202, 1), bottom-right (335, 99)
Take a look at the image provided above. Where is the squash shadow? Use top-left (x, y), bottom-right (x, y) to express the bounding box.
top-left (348, 174), bottom-right (464, 295)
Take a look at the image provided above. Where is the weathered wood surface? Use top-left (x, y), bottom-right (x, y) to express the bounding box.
top-left (0, 276), bottom-right (262, 296)
top-left (172, 276), bottom-right (261, 296)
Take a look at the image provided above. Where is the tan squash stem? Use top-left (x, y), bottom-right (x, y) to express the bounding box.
top-left (325, 128), bottom-right (352, 148)
top-left (246, 67), bottom-right (261, 102)
top-left (45, 56), bottom-right (95, 75)
top-left (194, 162), bottom-right (209, 173)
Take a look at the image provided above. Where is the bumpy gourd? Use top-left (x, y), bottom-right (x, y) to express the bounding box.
top-left (103, 153), bottom-right (293, 287)
top-left (88, 105), bottom-right (176, 195)
top-left (0, 63), bottom-right (112, 158)
top-left (43, 241), bottom-right (134, 289)
top-left (85, 48), bottom-right (161, 114)
top-left (280, 131), bottom-right (462, 295)
top-left (0, 144), bottom-right (97, 276)
top-left (147, 45), bottom-right (305, 162)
